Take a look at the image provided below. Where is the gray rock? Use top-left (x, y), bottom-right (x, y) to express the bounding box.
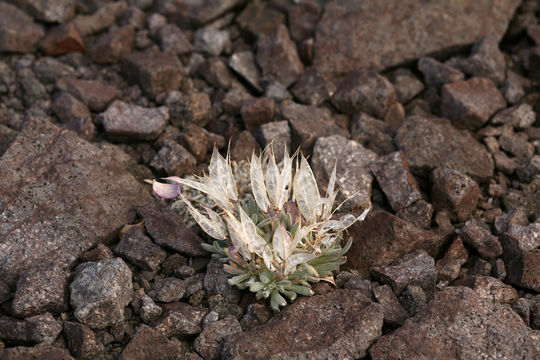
top-left (122, 49), bottom-right (183, 98)
top-left (388, 68), bottom-right (425, 104)
top-left (502, 70), bottom-right (528, 104)
top-left (373, 285), bottom-right (409, 327)
top-left (431, 167), bottom-right (480, 223)
top-left (114, 225), bottom-right (167, 271)
top-left (64, 321), bottom-right (105, 360)
top-left (0, 119), bottom-right (148, 286)
top-left (499, 128), bottom-right (534, 163)
top-left (51, 92), bottom-right (91, 124)
top-left (264, 82), bottom-right (292, 102)
top-left (395, 116), bottom-right (494, 182)
top-left (89, 25), bottom-right (135, 64)
top-left (398, 284), bottom-right (427, 316)
top-left (313, 0), bottom-right (520, 76)
top-left (457, 219), bottom-right (503, 260)
top-left (150, 140), bottom-right (197, 176)
top-left (370, 151), bottom-right (422, 211)
top-left (350, 112), bottom-right (395, 156)
top-left (204, 260), bottom-right (241, 304)
top-left (154, 302), bottom-right (209, 337)
top-left (291, 68), bottom-right (336, 106)
top-left (396, 200), bottom-right (433, 230)
top-left (228, 51), bottom-right (262, 93)
top-left (149, 278), bottom-right (186, 303)
top-left (33, 57), bottom-right (75, 85)
top-left (156, 0), bottom-right (244, 26)
top-left (158, 24), bottom-right (193, 55)
top-left (72, 1), bottom-right (127, 36)
top-left (283, 102), bottom-right (348, 153)
top-left (372, 250), bottom-right (437, 298)
top-left (194, 316), bottom-right (242, 360)
top-left (99, 100), bottom-right (169, 142)
top-left (0, 313), bottom-right (62, 344)
top-left (119, 324), bottom-right (184, 360)
top-left (0, 2), bottom-right (44, 53)
top-left (10, 0), bottom-right (75, 23)
top-left (62, 78), bottom-right (121, 112)
top-left (236, 1), bottom-right (286, 37)
top-left (418, 57), bottom-right (464, 89)
top-left (517, 155), bottom-right (540, 183)
top-left (370, 286), bottom-right (540, 360)
top-left (491, 104), bottom-right (535, 129)
top-left (12, 266), bottom-right (69, 317)
top-left (199, 57), bottom-right (236, 89)
top-left (140, 294), bottom-right (162, 324)
top-left (256, 24), bottom-right (304, 88)
top-left (441, 77), bottom-right (506, 130)
top-left (70, 258), bottom-right (133, 329)
top-left (312, 135), bottom-right (377, 210)
top-left (254, 121), bottom-right (291, 161)
top-left (332, 70), bottom-right (396, 118)
top-left (194, 28), bottom-right (229, 56)
top-left (223, 290), bottom-right (384, 360)
top-left (165, 91), bottom-right (211, 128)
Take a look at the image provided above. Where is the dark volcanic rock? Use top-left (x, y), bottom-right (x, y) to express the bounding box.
top-left (114, 225), bottom-right (167, 271)
top-left (119, 324), bottom-right (183, 360)
top-left (388, 68), bottom-right (425, 104)
top-left (194, 316), bottom-right (242, 360)
top-left (418, 57), bottom-right (464, 89)
top-left (89, 25), bottom-right (135, 64)
top-left (166, 91), bottom-right (212, 128)
top-left (72, 2), bottom-right (127, 37)
top-left (154, 302), bottom-right (209, 337)
top-left (373, 285), bottom-right (409, 327)
top-left (149, 277), bottom-right (186, 303)
top-left (157, 0), bottom-right (244, 27)
top-left (350, 112), bottom-right (395, 156)
top-left (236, 1), bottom-right (286, 37)
top-left (12, 266), bottom-right (69, 317)
top-left (240, 97), bottom-right (275, 132)
top-left (39, 23), bottom-right (84, 56)
top-left (0, 2), bottom-right (44, 53)
top-left (204, 260), bottom-right (242, 304)
top-left (0, 119), bottom-right (148, 286)
top-left (313, 0), bottom-right (520, 77)
top-left (51, 92), bottom-right (91, 123)
top-left (64, 321), bottom-right (105, 360)
top-left (0, 313), bottom-right (62, 345)
top-left (344, 210), bottom-right (438, 276)
top-left (369, 286), bottom-right (540, 360)
top-left (463, 275), bottom-right (518, 304)
top-left (70, 258), bottom-right (133, 330)
top-left (150, 140), bottom-right (197, 176)
top-left (0, 124), bottom-right (18, 157)
top-left (222, 290), bottom-right (384, 360)
top-left (0, 343), bottom-right (75, 360)
top-left (135, 201), bottom-right (207, 257)
top-left (395, 116), bottom-right (494, 182)
top-left (457, 219), bottom-right (503, 260)
top-left (291, 68), bottom-right (335, 106)
top-left (13, 0), bottom-right (75, 23)
top-left (312, 135), bottom-right (378, 210)
top-left (228, 51), bottom-right (262, 92)
top-left (63, 78), bottom-right (121, 112)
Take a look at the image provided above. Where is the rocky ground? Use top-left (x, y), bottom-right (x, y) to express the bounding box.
top-left (0, 0), bottom-right (540, 359)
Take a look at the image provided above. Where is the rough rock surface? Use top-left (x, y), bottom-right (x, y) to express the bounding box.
top-left (314, 0), bottom-right (521, 76)
top-left (0, 2), bottom-right (44, 53)
top-left (370, 286), bottom-right (540, 360)
top-left (0, 119), bottom-right (148, 286)
top-left (119, 325), bottom-right (183, 360)
top-left (223, 290), bottom-right (384, 360)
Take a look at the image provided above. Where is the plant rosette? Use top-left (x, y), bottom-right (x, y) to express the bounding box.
top-left (148, 146), bottom-right (369, 311)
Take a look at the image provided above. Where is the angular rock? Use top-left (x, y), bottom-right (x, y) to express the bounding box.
top-left (501, 223), bottom-right (540, 292)
top-left (63, 78), bottom-right (121, 112)
top-left (463, 276), bottom-right (518, 304)
top-left (0, 2), bottom-right (44, 53)
top-left (287, 1), bottom-right (322, 43)
top-left (0, 344), bottom-right (74, 360)
top-left (264, 82), bottom-right (292, 102)
top-left (239, 304), bottom-right (271, 331)
top-left (33, 57), bottom-right (75, 85)
top-left (492, 104), bottom-right (535, 129)
top-left (291, 68), bottom-right (335, 106)
top-left (150, 140), bottom-right (197, 176)
top-left (231, 130), bottom-right (260, 162)
top-left (228, 51), bottom-right (262, 93)
top-left (223, 290), bottom-right (384, 360)
top-left (396, 200), bottom-right (434, 230)
top-left (370, 286), bottom-right (540, 360)
top-left (158, 24), bottom-right (192, 55)
top-left (70, 258), bottom-right (133, 329)
top-left (0, 124), bottom-right (18, 157)
top-left (240, 97), bottom-right (275, 132)
top-left (154, 302), bottom-right (208, 337)
top-left (254, 121), bottom-right (291, 160)
top-left (178, 124), bottom-right (208, 163)
top-left (204, 260), bottom-right (241, 304)
top-left (194, 28), bottom-right (229, 57)
top-left (398, 284), bottom-right (427, 316)
top-left (0, 313), bottom-right (62, 345)
top-left (119, 325), bottom-right (183, 360)
top-left (282, 102), bottom-right (347, 153)
top-left (350, 112), bottom-right (395, 156)
top-left (370, 151), bottom-right (422, 211)
top-left (388, 68), bottom-right (425, 104)
top-left (372, 250), bottom-right (436, 298)
top-left (312, 135), bottom-right (378, 210)
top-left (431, 167), bottom-right (480, 222)
top-left (64, 321), bottom-right (105, 360)
top-left (51, 92), bottom-right (91, 123)
top-left (122, 49), bottom-right (183, 98)
top-left (395, 116), bottom-right (494, 182)
top-left (140, 294), bottom-right (162, 324)
top-left (156, 0), bottom-right (244, 27)
top-left (0, 119), bottom-right (148, 286)
top-left (517, 155), bottom-right (540, 183)
top-left (89, 25), bottom-right (135, 64)
top-left (441, 77), bottom-right (506, 130)
top-left (344, 210), bottom-right (438, 276)
top-left (135, 201), bottom-right (207, 257)
top-left (99, 100), bottom-right (169, 142)
top-left (373, 285), bottom-right (409, 327)
top-left (418, 57), bottom-right (464, 89)
top-left (12, 266), bottom-right (69, 318)
top-left (502, 70), bottom-right (527, 104)
top-left (313, 0), bottom-right (520, 76)
top-left (457, 219), bottom-right (503, 260)
top-left (14, 0), bottom-right (75, 23)
top-left (39, 23), bottom-right (84, 56)
top-left (499, 128), bottom-right (534, 163)
top-left (149, 278), bottom-right (186, 303)
top-left (256, 24), bottom-right (304, 88)
top-left (194, 316), bottom-right (242, 360)
top-left (165, 91), bottom-right (211, 128)
top-left (236, 1), bottom-right (286, 37)
top-left (199, 57), bottom-right (236, 89)
top-left (114, 225), bottom-right (167, 271)
top-left (332, 70), bottom-right (396, 118)
top-left (72, 2), bottom-right (127, 36)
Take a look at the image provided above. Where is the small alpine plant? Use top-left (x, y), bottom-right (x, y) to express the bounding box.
top-left (149, 146), bottom-right (369, 311)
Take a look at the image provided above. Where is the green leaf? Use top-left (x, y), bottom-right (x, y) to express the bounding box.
top-left (249, 281), bottom-right (265, 292)
top-left (259, 271), bottom-right (273, 284)
top-left (284, 284), bottom-right (313, 297)
top-left (228, 273), bottom-right (251, 286)
top-left (270, 290), bottom-right (287, 311)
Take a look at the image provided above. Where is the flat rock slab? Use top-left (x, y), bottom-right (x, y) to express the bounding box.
top-left (314, 0), bottom-right (521, 77)
top-left (0, 119), bottom-right (149, 286)
top-left (222, 289), bottom-right (384, 360)
top-left (395, 116), bottom-right (494, 182)
top-left (370, 286), bottom-right (540, 360)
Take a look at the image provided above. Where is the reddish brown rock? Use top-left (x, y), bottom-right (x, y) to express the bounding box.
top-left (72, 2), bottom-right (127, 37)
top-left (51, 92), bottom-right (91, 123)
top-left (344, 210), bottom-right (438, 276)
top-left (166, 91), bottom-right (212, 128)
top-left (350, 112), bottom-right (395, 156)
top-left (431, 167), bottom-right (480, 222)
top-left (0, 313), bottom-right (62, 345)
top-left (223, 290), bottom-right (384, 360)
top-left (64, 321), bottom-right (105, 360)
top-left (0, 2), bottom-right (44, 53)
top-left (231, 130), bottom-right (261, 162)
top-left (462, 276), bottom-right (518, 304)
top-left (157, 0), bottom-right (244, 27)
top-left (14, 0), bottom-right (75, 23)
top-left (39, 23), bottom-right (84, 56)
top-left (135, 201), bottom-right (207, 257)
top-left (89, 25), bottom-right (135, 64)
top-left (153, 302), bottom-right (209, 337)
top-left (119, 325), bottom-right (184, 360)
top-left (63, 78), bottom-right (121, 112)
top-left (291, 68), bottom-right (335, 106)
top-left (457, 219), bottom-right (503, 260)
top-left (240, 97), bottom-right (275, 132)
top-left (395, 116), bottom-right (494, 182)
top-left (418, 57), bottom-right (464, 89)
top-left (0, 344), bottom-right (75, 360)
top-left (149, 140), bottom-right (197, 176)
top-left (0, 119), bottom-right (149, 286)
top-left (314, 0), bottom-right (520, 77)
top-left (179, 124), bottom-right (209, 163)
top-left (369, 286), bottom-right (540, 360)
top-left (194, 316), bottom-right (242, 360)
top-left (114, 225), bottom-right (167, 271)
top-left (149, 278), bottom-right (186, 303)
top-left (441, 77), bottom-right (506, 130)
top-left (236, 1), bottom-right (286, 37)
top-left (373, 285), bottom-right (409, 327)
top-left (436, 236), bottom-right (468, 283)
top-left (256, 24), bottom-right (304, 88)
